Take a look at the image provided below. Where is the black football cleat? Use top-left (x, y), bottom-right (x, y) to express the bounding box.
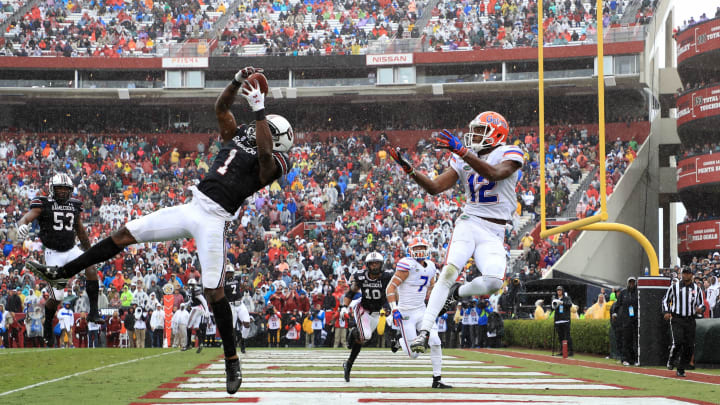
top-left (196, 345), bottom-right (203, 354)
top-left (181, 346), bottom-right (189, 352)
top-left (87, 312), bottom-right (105, 324)
top-left (26, 261), bottom-right (62, 282)
top-left (432, 376), bottom-right (452, 389)
top-left (667, 361), bottom-right (675, 371)
top-left (225, 357), bottom-right (242, 393)
top-left (343, 360), bottom-right (351, 382)
top-left (410, 330), bottom-right (429, 353)
top-left (676, 370), bottom-right (686, 377)
top-left (390, 338), bottom-right (401, 353)
top-left (438, 282), bottom-right (462, 316)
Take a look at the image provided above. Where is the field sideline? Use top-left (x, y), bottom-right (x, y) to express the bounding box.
top-left (1, 347), bottom-right (718, 404)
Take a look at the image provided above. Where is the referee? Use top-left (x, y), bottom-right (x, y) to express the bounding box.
top-left (662, 267), bottom-right (704, 377)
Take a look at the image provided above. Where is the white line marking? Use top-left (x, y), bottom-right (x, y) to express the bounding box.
top-left (0, 351), bottom-right (179, 397)
top-left (0, 348), bottom-right (54, 355)
top-left (194, 370), bottom-right (547, 376)
top-left (206, 363), bottom-right (508, 370)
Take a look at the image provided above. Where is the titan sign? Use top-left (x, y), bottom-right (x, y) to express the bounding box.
top-left (678, 220), bottom-right (720, 254)
top-left (676, 85), bottom-right (720, 127)
top-left (676, 18), bottom-right (720, 64)
top-left (677, 154), bottom-right (720, 190)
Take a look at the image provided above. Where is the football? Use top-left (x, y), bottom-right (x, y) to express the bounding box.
top-left (243, 72), bottom-right (269, 95)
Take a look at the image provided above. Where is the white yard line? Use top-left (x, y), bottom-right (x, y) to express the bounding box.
top-left (195, 370), bottom-right (546, 376)
top-left (0, 348), bottom-right (54, 355)
top-left (0, 351), bottom-right (179, 397)
top-left (207, 363), bottom-right (508, 370)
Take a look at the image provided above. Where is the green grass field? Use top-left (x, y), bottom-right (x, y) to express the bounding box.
top-left (1, 347), bottom-right (718, 404)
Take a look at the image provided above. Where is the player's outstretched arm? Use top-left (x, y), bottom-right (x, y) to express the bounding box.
top-left (343, 282), bottom-right (360, 307)
top-left (241, 78), bottom-right (278, 186)
top-left (435, 129), bottom-right (521, 181)
top-left (16, 207), bottom-right (41, 242)
top-left (215, 67), bottom-right (264, 142)
top-left (388, 146), bottom-right (458, 195)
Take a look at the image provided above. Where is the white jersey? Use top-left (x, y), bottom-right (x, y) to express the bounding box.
top-left (395, 257), bottom-right (437, 310)
top-left (449, 144), bottom-right (523, 220)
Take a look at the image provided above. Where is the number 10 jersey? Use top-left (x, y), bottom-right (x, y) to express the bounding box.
top-left (449, 144), bottom-right (524, 221)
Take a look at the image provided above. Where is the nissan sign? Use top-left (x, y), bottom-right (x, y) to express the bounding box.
top-left (366, 53), bottom-right (414, 66)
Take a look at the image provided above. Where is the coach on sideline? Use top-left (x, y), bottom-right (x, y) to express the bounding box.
top-left (663, 267), bottom-right (704, 377)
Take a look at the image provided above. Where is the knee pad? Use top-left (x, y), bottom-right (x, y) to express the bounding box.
top-left (439, 264), bottom-right (460, 287)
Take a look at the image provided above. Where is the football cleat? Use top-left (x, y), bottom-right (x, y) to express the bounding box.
top-left (343, 360), bottom-right (351, 382)
top-left (225, 357), bottom-right (242, 393)
top-left (86, 312), bottom-right (105, 324)
top-left (390, 338), bottom-right (401, 353)
top-left (676, 370), bottom-right (686, 377)
top-left (410, 330), bottom-right (429, 353)
top-left (26, 261), bottom-right (62, 283)
top-left (432, 376), bottom-right (453, 389)
top-left (196, 345), bottom-right (203, 354)
top-left (438, 282), bottom-right (462, 316)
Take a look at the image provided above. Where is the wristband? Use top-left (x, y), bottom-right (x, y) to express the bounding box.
top-left (389, 301), bottom-right (398, 311)
top-left (254, 108), bottom-right (266, 121)
top-left (231, 78), bottom-right (242, 87)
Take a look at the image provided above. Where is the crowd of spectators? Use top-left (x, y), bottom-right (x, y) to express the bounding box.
top-left (0, 118), bottom-right (637, 348)
top-left (0, 0), bottom-right (659, 57)
top-left (0, 0), bottom-right (222, 57)
top-left (675, 6), bottom-right (720, 35)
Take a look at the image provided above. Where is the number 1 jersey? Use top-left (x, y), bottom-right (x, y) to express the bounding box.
top-left (197, 124), bottom-right (290, 216)
top-left (449, 144), bottom-right (523, 221)
top-left (30, 196), bottom-right (83, 252)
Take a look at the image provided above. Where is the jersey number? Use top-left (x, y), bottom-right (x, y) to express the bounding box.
top-left (467, 174), bottom-right (497, 203)
top-left (418, 276), bottom-right (429, 292)
top-left (364, 289), bottom-right (382, 300)
top-left (230, 284), bottom-right (237, 295)
top-left (53, 212), bottom-right (74, 231)
top-left (217, 149), bottom-right (238, 175)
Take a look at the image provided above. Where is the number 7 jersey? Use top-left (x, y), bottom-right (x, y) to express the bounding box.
top-left (449, 144), bottom-right (524, 221)
top-left (395, 257), bottom-right (437, 311)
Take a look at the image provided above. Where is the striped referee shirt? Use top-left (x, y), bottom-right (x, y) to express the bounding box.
top-left (662, 280), bottom-right (704, 317)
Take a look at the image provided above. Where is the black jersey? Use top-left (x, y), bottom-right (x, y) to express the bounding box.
top-left (29, 196), bottom-right (83, 252)
top-left (224, 275), bottom-right (243, 302)
top-left (351, 270), bottom-right (393, 313)
top-left (197, 125), bottom-right (290, 215)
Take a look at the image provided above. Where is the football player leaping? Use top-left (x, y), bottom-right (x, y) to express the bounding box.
top-left (17, 173), bottom-right (104, 347)
top-left (342, 251), bottom-right (393, 382)
top-left (386, 237), bottom-right (452, 389)
top-left (388, 111), bottom-right (523, 353)
top-left (26, 66), bottom-right (292, 394)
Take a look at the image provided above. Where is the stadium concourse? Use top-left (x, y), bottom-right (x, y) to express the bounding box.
top-left (0, 0), bottom-right (658, 57)
top-left (0, 120), bottom-right (646, 348)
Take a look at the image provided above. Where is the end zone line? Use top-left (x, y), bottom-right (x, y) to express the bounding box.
top-left (0, 350), bottom-right (180, 397)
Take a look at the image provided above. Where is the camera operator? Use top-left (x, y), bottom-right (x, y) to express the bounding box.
top-left (552, 285), bottom-right (574, 356)
top-left (282, 316), bottom-right (302, 347)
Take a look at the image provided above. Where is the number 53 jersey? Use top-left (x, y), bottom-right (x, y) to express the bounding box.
top-left (395, 257), bottom-right (437, 311)
top-left (449, 144), bottom-right (524, 221)
top-left (30, 196), bottom-right (83, 252)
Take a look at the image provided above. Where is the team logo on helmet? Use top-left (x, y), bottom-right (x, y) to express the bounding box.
top-left (464, 111), bottom-right (509, 152)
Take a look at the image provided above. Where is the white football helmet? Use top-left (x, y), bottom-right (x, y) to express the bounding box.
top-left (49, 173), bottom-right (73, 203)
top-left (267, 114), bottom-right (294, 152)
top-left (187, 278), bottom-right (197, 287)
top-left (365, 251), bottom-right (384, 276)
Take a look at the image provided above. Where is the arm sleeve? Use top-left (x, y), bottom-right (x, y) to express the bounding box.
top-left (662, 284), bottom-right (674, 313)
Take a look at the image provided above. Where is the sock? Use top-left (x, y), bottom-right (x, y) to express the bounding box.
top-left (61, 237), bottom-right (123, 278)
top-left (347, 342), bottom-right (362, 367)
top-left (86, 279), bottom-right (99, 316)
top-left (458, 276), bottom-right (503, 297)
top-left (186, 328), bottom-right (193, 348)
top-left (430, 344), bottom-right (442, 377)
top-left (421, 264), bottom-right (459, 331)
top-left (198, 323), bottom-right (206, 346)
top-left (211, 297), bottom-right (237, 358)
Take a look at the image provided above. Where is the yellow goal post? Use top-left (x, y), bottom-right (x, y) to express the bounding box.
top-left (536, 0), bottom-right (659, 276)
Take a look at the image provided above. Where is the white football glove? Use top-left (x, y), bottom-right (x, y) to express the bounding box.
top-left (16, 224), bottom-right (30, 241)
top-left (241, 79), bottom-right (265, 112)
top-left (235, 66), bottom-right (264, 83)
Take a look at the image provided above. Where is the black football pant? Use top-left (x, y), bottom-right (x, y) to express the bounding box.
top-left (621, 321), bottom-right (638, 364)
top-left (668, 317), bottom-right (695, 372)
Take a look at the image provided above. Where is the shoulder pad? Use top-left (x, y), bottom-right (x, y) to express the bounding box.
top-left (395, 257), bottom-right (414, 271)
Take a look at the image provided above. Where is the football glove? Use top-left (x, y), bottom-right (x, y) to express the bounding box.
top-left (16, 223), bottom-right (29, 241)
top-left (241, 79), bottom-right (265, 112)
top-left (388, 146), bottom-right (414, 174)
top-left (235, 66), bottom-right (264, 83)
top-left (391, 308), bottom-right (403, 328)
top-left (435, 129), bottom-right (468, 157)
